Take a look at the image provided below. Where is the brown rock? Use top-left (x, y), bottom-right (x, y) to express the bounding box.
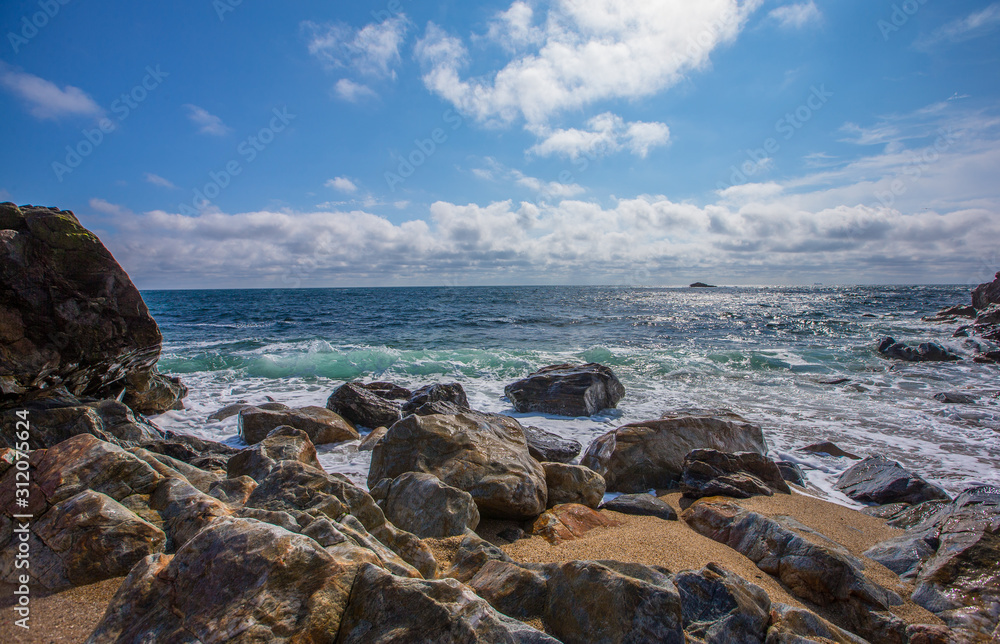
top-left (799, 441), bottom-right (861, 459)
top-left (972, 271), bottom-right (1000, 310)
top-left (765, 602), bottom-right (869, 644)
top-left (238, 406), bottom-right (358, 446)
top-left (531, 503), bottom-right (622, 544)
top-left (86, 517), bottom-right (361, 644)
top-left (581, 410), bottom-right (767, 493)
top-left (543, 462), bottom-right (606, 508)
top-left (122, 368), bottom-right (187, 415)
top-left (368, 413), bottom-right (547, 520)
top-left (369, 471), bottom-right (480, 538)
top-left (357, 426), bottom-right (388, 452)
top-left (226, 426), bottom-right (323, 482)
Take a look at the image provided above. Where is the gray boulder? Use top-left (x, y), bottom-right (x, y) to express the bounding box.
top-left (226, 426), bottom-right (323, 482)
top-left (543, 462), bottom-right (606, 509)
top-left (402, 382), bottom-right (469, 413)
top-left (370, 471), bottom-right (480, 538)
top-left (600, 493), bottom-right (678, 521)
top-left (835, 456), bottom-right (951, 506)
top-left (523, 425), bottom-right (582, 463)
top-left (238, 406), bottom-right (358, 446)
top-left (326, 382), bottom-right (402, 429)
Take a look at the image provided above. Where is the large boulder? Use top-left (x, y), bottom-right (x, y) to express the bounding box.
top-left (402, 382), bottom-right (470, 414)
top-left (369, 471), bottom-right (480, 538)
top-left (368, 413), bottom-right (547, 520)
top-left (336, 563), bottom-right (559, 643)
top-left (504, 363), bottom-right (625, 417)
top-left (581, 410), bottom-right (767, 493)
top-left (684, 499), bottom-right (906, 643)
top-left (681, 449), bottom-right (790, 501)
top-left (835, 456), bottom-right (951, 506)
top-left (543, 462), bottom-right (606, 508)
top-left (238, 406), bottom-right (358, 446)
top-left (86, 517), bottom-right (361, 644)
top-left (972, 271), bottom-right (1000, 310)
top-left (523, 425), bottom-right (582, 463)
top-left (0, 203), bottom-right (162, 400)
top-left (877, 337), bottom-right (960, 362)
top-left (468, 559), bottom-right (685, 644)
top-left (326, 382), bottom-right (403, 429)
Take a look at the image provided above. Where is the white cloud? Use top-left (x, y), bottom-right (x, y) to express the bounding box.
top-left (485, 1), bottom-right (544, 52)
top-left (916, 3), bottom-right (1000, 49)
top-left (326, 177), bottom-right (359, 193)
top-left (0, 63), bottom-right (103, 121)
top-left (304, 15), bottom-right (408, 78)
top-left (335, 78), bottom-right (378, 102)
top-left (472, 158), bottom-right (586, 198)
top-left (768, 2), bottom-right (821, 30)
top-left (416, 1), bottom-right (762, 127)
top-left (144, 173), bottom-right (177, 189)
top-left (184, 104), bottom-right (231, 136)
top-left (529, 113), bottom-right (670, 159)
top-left (89, 198), bottom-right (133, 218)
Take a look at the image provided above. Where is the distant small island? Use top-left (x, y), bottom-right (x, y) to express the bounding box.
top-left (689, 282), bottom-right (717, 288)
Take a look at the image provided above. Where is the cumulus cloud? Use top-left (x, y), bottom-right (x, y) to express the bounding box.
top-left (529, 113), bottom-right (670, 160)
top-left (326, 177), bottom-right (358, 193)
top-left (304, 15), bottom-right (409, 78)
top-left (184, 104), bottom-right (232, 136)
top-left (0, 63), bottom-right (103, 120)
top-left (334, 78), bottom-right (378, 102)
top-left (416, 1), bottom-right (762, 127)
top-left (768, 2), bottom-right (822, 30)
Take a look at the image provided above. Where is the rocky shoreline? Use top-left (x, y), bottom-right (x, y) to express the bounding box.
top-left (2, 204), bottom-right (999, 643)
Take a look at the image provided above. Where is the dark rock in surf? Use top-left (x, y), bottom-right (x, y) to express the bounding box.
top-left (0, 203), bottom-right (162, 401)
top-left (971, 271), bottom-right (1000, 310)
top-left (359, 381), bottom-right (412, 400)
top-left (799, 441), bottom-right (860, 459)
top-left (505, 363), bottom-right (626, 417)
top-left (877, 337), bottom-right (959, 362)
top-left (835, 456), bottom-right (951, 506)
top-left (402, 383), bottom-right (470, 414)
top-left (326, 381), bottom-right (403, 429)
top-left (775, 460), bottom-right (807, 486)
top-left (689, 282), bottom-right (717, 288)
top-left (934, 392), bottom-right (977, 405)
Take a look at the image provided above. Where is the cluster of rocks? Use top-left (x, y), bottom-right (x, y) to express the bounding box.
top-left (2, 205), bottom-right (995, 642)
top-left (920, 271), bottom-right (1000, 363)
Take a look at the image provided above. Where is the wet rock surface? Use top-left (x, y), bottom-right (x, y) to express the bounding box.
top-left (505, 363), bottom-right (626, 417)
top-left (836, 456), bottom-right (952, 506)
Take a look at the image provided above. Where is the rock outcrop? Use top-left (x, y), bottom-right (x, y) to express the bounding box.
top-left (971, 271), bottom-right (1000, 310)
top-left (226, 426), bottom-right (323, 482)
top-left (238, 405), bottom-right (358, 446)
top-left (369, 471), bottom-right (480, 538)
top-left (684, 498), bottom-right (907, 643)
top-left (835, 456), bottom-right (951, 506)
top-left (326, 381), bottom-right (403, 429)
top-left (0, 396), bottom-right (164, 451)
top-left (505, 363), bottom-right (625, 417)
top-left (0, 203), bottom-right (163, 400)
top-left (680, 449), bottom-right (790, 500)
top-left (581, 409), bottom-right (767, 493)
top-left (877, 337), bottom-right (960, 362)
top-left (368, 412), bottom-right (547, 520)
top-left (121, 367), bottom-right (187, 415)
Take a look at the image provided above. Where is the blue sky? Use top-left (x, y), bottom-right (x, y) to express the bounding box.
top-left (1, 0), bottom-right (999, 288)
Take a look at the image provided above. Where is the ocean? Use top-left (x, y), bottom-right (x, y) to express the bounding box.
top-left (144, 285), bottom-right (1000, 503)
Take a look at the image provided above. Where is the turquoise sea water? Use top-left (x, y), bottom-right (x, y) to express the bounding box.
top-left (143, 285), bottom-right (1000, 499)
